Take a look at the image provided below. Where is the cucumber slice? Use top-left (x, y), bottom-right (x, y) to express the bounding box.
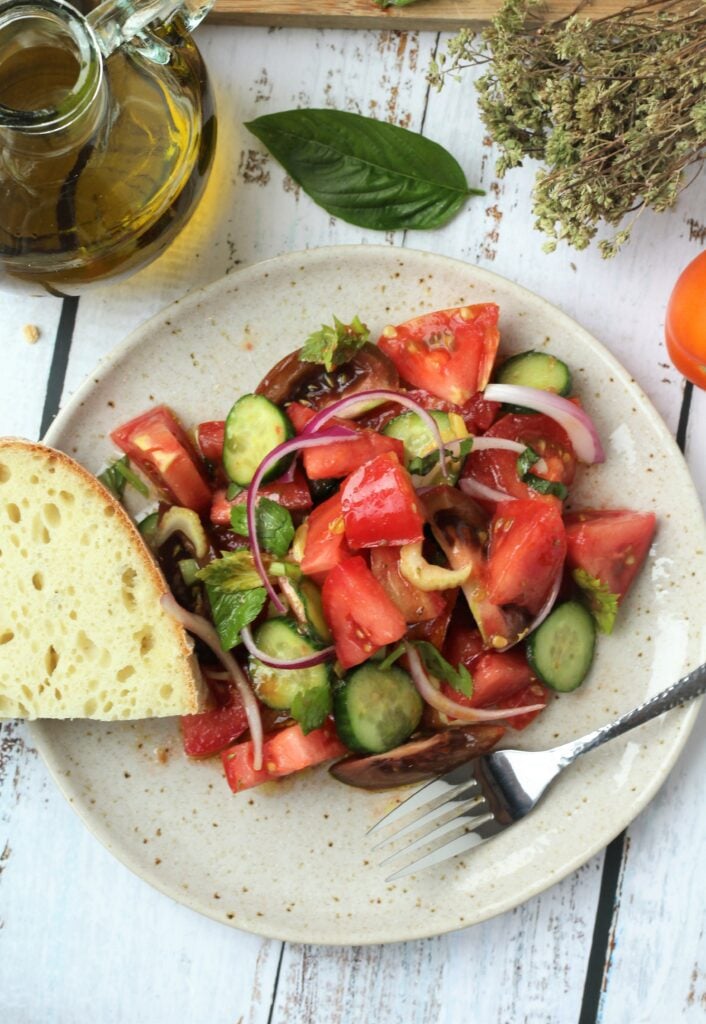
top-left (496, 350), bottom-right (572, 396)
top-left (383, 410), bottom-right (468, 484)
top-left (223, 393), bottom-right (294, 486)
top-left (299, 579), bottom-right (332, 643)
top-left (526, 601), bottom-right (595, 692)
top-left (137, 510), bottom-right (159, 547)
top-left (333, 664), bottom-right (423, 754)
top-left (248, 617), bottom-right (330, 710)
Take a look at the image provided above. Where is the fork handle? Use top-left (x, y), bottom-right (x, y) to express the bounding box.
top-left (560, 660), bottom-right (706, 765)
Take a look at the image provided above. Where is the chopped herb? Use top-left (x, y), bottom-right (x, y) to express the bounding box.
top-left (516, 446), bottom-right (568, 500)
top-left (416, 641), bottom-right (473, 697)
top-left (573, 568), bottom-right (619, 635)
top-left (300, 315), bottom-right (370, 372)
top-left (291, 684), bottom-right (332, 734)
top-left (207, 585), bottom-right (267, 651)
top-left (378, 643), bottom-right (406, 671)
top-left (230, 497), bottom-right (295, 558)
top-left (197, 551), bottom-right (263, 592)
top-left (98, 456), bottom-right (149, 500)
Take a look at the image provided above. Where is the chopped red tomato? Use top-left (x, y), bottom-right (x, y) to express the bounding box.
top-left (322, 555), bottom-right (407, 668)
top-left (377, 304), bottom-right (500, 404)
top-left (495, 682), bottom-right (549, 730)
top-left (210, 471), bottom-right (312, 527)
top-left (300, 492), bottom-right (350, 575)
top-left (486, 499), bottom-right (566, 615)
top-left (443, 626), bottom-right (537, 707)
top-left (369, 546), bottom-right (445, 623)
top-left (565, 509), bottom-right (656, 601)
top-left (406, 589), bottom-right (458, 650)
top-left (111, 405), bottom-right (211, 512)
top-left (197, 420), bottom-right (225, 463)
top-left (340, 452), bottom-right (425, 549)
top-left (286, 402), bottom-right (316, 433)
top-left (302, 428), bottom-right (404, 480)
top-left (222, 721), bottom-right (347, 793)
top-left (463, 412), bottom-right (576, 505)
top-left (181, 699), bottom-right (248, 758)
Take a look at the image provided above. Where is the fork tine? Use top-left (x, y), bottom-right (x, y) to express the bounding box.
top-left (371, 780), bottom-right (482, 852)
top-left (379, 800), bottom-right (492, 866)
top-left (366, 764), bottom-right (477, 837)
top-left (385, 816), bottom-right (507, 882)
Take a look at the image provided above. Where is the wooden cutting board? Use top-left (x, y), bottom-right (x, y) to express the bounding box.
top-left (209, 0), bottom-right (628, 30)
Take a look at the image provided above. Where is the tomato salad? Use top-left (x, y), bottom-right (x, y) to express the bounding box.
top-left (102, 304), bottom-right (657, 793)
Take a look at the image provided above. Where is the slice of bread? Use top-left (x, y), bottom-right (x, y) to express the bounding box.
top-left (0, 438), bottom-right (207, 720)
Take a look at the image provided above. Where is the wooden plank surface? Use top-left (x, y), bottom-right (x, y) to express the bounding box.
top-left (209, 0), bottom-right (630, 30)
top-left (2, 20), bottom-right (705, 1024)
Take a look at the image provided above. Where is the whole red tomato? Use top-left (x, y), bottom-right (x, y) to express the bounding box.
top-left (665, 252), bottom-right (706, 389)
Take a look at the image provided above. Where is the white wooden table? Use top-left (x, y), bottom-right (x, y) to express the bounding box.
top-left (2, 23), bottom-right (705, 1024)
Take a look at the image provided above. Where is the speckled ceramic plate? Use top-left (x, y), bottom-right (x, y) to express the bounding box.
top-left (33, 246), bottom-right (705, 945)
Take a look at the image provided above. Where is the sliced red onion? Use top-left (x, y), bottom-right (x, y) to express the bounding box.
top-left (161, 594), bottom-right (265, 770)
top-left (501, 565), bottom-right (563, 652)
top-left (240, 625), bottom-right (335, 669)
top-left (247, 431), bottom-right (359, 612)
top-left (404, 641), bottom-right (546, 723)
top-left (484, 384), bottom-right (605, 464)
top-left (304, 389), bottom-right (449, 480)
top-left (459, 477), bottom-right (512, 504)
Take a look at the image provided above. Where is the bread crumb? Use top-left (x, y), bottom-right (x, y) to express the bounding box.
top-left (22, 324), bottom-right (40, 344)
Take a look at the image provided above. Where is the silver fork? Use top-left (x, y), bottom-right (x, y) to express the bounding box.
top-left (369, 660), bottom-right (706, 881)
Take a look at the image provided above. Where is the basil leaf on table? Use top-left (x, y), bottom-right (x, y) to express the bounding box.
top-left (245, 109), bottom-right (482, 231)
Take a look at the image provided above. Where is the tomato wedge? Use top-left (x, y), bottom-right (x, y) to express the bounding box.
top-left (486, 499), bottom-right (566, 615)
top-left (286, 402), bottom-right (316, 433)
top-left (302, 428), bottom-right (403, 480)
top-left (221, 722), bottom-right (347, 793)
top-left (111, 405), bottom-right (211, 512)
top-left (377, 304), bottom-right (500, 404)
top-left (494, 682), bottom-right (549, 730)
top-left (181, 699), bottom-right (249, 758)
top-left (565, 509), bottom-right (656, 601)
top-left (463, 412), bottom-right (576, 505)
top-left (443, 626), bottom-right (538, 707)
top-left (300, 491), bottom-right (351, 575)
top-left (197, 420), bottom-right (226, 463)
top-left (369, 546), bottom-right (446, 623)
top-left (322, 555), bottom-right (407, 668)
top-left (210, 471), bottom-right (312, 526)
top-left (340, 452), bottom-right (425, 549)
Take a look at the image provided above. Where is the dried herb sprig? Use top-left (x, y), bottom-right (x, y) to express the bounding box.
top-left (428, 0), bottom-right (706, 256)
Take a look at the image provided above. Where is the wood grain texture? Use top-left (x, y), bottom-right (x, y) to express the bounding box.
top-left (208, 0), bottom-right (631, 30)
top-left (1, 19), bottom-right (705, 1024)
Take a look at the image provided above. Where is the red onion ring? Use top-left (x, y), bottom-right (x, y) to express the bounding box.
top-left (404, 641), bottom-right (546, 723)
top-left (240, 625), bottom-right (335, 669)
top-left (484, 384), bottom-right (605, 464)
top-left (303, 389), bottom-right (449, 480)
top-left (247, 431), bottom-right (359, 612)
top-left (459, 477), bottom-right (512, 504)
top-left (161, 594), bottom-right (265, 770)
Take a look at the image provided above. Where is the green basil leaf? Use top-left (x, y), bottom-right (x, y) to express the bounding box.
top-left (290, 684), bottom-right (332, 734)
top-left (245, 109), bottom-right (483, 231)
top-left (197, 551), bottom-right (263, 592)
top-left (573, 569), bottom-right (619, 635)
top-left (416, 641), bottom-right (473, 697)
top-left (516, 446), bottom-right (568, 500)
top-left (207, 585), bottom-right (267, 651)
top-left (230, 497), bottom-right (295, 558)
top-left (300, 315), bottom-right (369, 372)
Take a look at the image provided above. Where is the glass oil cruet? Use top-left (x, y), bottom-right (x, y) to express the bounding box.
top-left (0, 0), bottom-right (217, 291)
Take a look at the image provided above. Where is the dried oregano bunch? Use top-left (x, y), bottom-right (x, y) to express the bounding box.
top-left (428, 0), bottom-right (706, 256)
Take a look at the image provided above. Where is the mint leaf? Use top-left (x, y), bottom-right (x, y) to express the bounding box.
top-left (98, 456), bottom-right (149, 500)
top-left (290, 684), bottom-right (332, 734)
top-left (197, 551), bottom-right (263, 592)
top-left (230, 497), bottom-right (295, 558)
top-left (378, 643), bottom-right (405, 671)
top-left (245, 109), bottom-right (483, 232)
top-left (300, 315), bottom-right (369, 372)
top-left (573, 568), bottom-right (619, 635)
top-left (416, 641), bottom-right (473, 697)
top-left (207, 585), bottom-right (267, 651)
top-left (516, 446), bottom-right (568, 500)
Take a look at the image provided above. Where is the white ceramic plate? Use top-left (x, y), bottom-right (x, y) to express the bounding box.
top-left (35, 246), bottom-right (705, 945)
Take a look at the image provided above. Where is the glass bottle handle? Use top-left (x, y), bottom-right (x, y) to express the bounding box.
top-left (87, 0), bottom-right (214, 60)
